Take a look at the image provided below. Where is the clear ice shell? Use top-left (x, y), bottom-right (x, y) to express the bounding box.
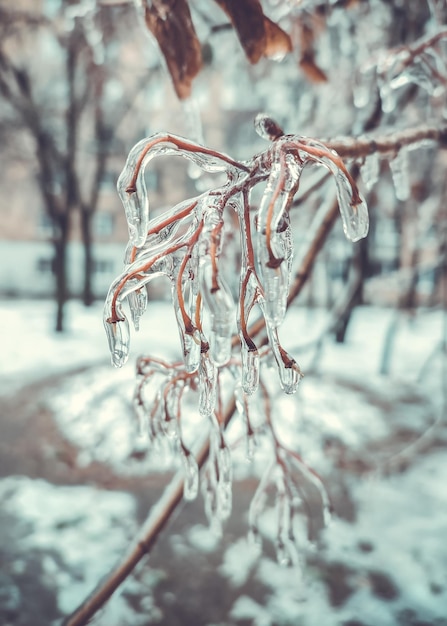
top-left (103, 314), bottom-right (130, 367)
top-left (117, 132), bottom-right (241, 248)
top-left (199, 256), bottom-right (234, 366)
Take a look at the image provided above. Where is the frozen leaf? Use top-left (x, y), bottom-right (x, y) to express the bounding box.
top-left (143, 0), bottom-right (202, 100)
top-left (213, 0), bottom-right (291, 64)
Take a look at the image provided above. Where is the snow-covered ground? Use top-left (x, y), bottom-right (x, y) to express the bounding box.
top-left (0, 298), bottom-right (446, 625)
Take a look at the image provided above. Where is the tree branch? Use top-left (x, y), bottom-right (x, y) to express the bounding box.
top-left (326, 123), bottom-right (447, 160)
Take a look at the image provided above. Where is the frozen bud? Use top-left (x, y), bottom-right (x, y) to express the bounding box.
top-left (254, 114), bottom-right (285, 141)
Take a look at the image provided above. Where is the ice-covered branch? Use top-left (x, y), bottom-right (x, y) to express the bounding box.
top-left (327, 123), bottom-right (447, 160)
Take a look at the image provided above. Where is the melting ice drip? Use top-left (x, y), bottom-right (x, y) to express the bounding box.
top-left (103, 116), bottom-right (368, 555)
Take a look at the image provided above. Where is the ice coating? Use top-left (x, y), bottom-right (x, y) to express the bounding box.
top-left (117, 132), bottom-right (246, 248)
top-left (105, 126), bottom-right (367, 549)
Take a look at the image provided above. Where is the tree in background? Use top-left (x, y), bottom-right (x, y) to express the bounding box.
top-left (0, 1), bottom-right (155, 330)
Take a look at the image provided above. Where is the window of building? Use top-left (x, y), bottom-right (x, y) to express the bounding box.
top-left (94, 212), bottom-right (115, 238)
top-left (37, 213), bottom-right (54, 237)
top-left (37, 257), bottom-right (55, 274)
top-left (93, 259), bottom-right (114, 274)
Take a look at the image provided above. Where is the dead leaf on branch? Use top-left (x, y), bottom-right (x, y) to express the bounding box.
top-left (213, 0), bottom-right (292, 63)
top-left (143, 0), bottom-right (202, 99)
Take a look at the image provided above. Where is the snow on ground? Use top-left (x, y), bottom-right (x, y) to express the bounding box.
top-left (0, 298), bottom-right (445, 625)
top-left (0, 476), bottom-right (138, 617)
top-left (0, 298), bottom-right (181, 396)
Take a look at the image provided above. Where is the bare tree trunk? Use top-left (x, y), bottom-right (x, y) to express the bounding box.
top-left (81, 209), bottom-right (95, 306)
top-left (54, 216), bottom-right (69, 332)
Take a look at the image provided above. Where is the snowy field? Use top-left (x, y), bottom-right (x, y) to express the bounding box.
top-left (0, 298), bottom-right (446, 625)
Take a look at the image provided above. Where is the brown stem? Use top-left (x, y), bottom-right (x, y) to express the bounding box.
top-left (126, 134), bottom-right (249, 193)
top-left (63, 397), bottom-right (236, 626)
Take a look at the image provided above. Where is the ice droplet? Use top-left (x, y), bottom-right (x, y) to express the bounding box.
top-left (389, 148), bottom-right (410, 201)
top-left (104, 315), bottom-right (130, 367)
top-left (241, 347), bottom-right (260, 395)
top-left (182, 451), bottom-right (199, 501)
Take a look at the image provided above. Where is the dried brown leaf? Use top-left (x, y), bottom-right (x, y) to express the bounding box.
top-left (143, 0), bottom-right (202, 99)
top-left (213, 0), bottom-right (266, 63)
top-left (263, 16), bottom-right (293, 60)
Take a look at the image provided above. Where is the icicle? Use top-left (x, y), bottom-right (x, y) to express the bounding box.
top-left (360, 152), bottom-right (380, 191)
top-left (127, 284), bottom-right (148, 331)
top-left (264, 322), bottom-right (303, 394)
top-left (241, 346), bottom-right (260, 395)
top-left (257, 153), bottom-right (300, 326)
top-left (198, 352), bottom-right (217, 417)
top-left (333, 174), bottom-right (369, 242)
top-left (199, 254), bottom-right (234, 367)
top-left (103, 311), bottom-right (130, 367)
top-left (181, 451), bottom-right (199, 501)
top-left (274, 481), bottom-right (299, 567)
top-left (171, 280), bottom-right (201, 373)
top-left (202, 456), bottom-right (222, 535)
top-left (389, 148), bottom-right (410, 201)
top-left (117, 178), bottom-right (149, 248)
top-left (296, 138), bottom-right (369, 242)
